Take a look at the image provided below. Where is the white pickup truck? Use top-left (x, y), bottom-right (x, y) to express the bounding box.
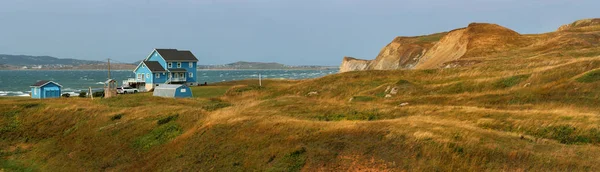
top-left (116, 86), bottom-right (139, 94)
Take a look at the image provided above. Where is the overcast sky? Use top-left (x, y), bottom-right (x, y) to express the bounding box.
top-left (0, 0), bottom-right (598, 65)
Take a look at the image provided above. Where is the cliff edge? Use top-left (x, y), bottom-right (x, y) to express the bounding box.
top-left (340, 19), bottom-right (599, 72)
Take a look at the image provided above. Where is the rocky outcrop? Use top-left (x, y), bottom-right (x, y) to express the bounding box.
top-left (340, 22), bottom-right (529, 72)
top-left (558, 18), bottom-right (600, 32)
top-left (339, 57), bottom-right (369, 72)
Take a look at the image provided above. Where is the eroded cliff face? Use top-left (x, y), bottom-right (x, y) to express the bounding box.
top-left (557, 18), bottom-right (600, 32)
top-left (339, 57), bottom-right (369, 72)
top-left (339, 22), bottom-right (529, 72)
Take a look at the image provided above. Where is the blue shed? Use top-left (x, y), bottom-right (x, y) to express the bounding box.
top-left (30, 80), bottom-right (62, 99)
top-left (153, 84), bottom-right (192, 98)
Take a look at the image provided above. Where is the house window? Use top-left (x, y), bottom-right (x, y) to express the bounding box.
top-left (141, 64), bottom-right (145, 68)
top-left (181, 89), bottom-right (186, 93)
top-left (168, 62), bottom-right (172, 68)
top-left (177, 62), bottom-right (182, 68)
top-left (34, 89), bottom-right (37, 95)
top-left (189, 62), bottom-right (193, 68)
top-left (146, 73), bottom-right (150, 78)
top-left (155, 73), bottom-right (160, 78)
top-left (189, 72), bottom-right (193, 77)
top-left (137, 74), bottom-right (143, 80)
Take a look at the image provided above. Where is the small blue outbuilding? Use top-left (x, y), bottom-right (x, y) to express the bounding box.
top-left (30, 80), bottom-right (62, 99)
top-left (152, 84), bottom-right (192, 98)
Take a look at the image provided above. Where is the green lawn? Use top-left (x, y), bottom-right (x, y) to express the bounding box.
top-left (190, 86), bottom-right (231, 98)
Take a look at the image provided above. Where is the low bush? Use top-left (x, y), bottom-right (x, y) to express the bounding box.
top-left (133, 123), bottom-right (182, 151)
top-left (110, 114), bottom-right (123, 121)
top-left (576, 69), bottom-right (600, 83)
top-left (78, 92), bottom-right (87, 98)
top-left (93, 91), bottom-right (104, 98)
top-left (19, 103), bottom-right (40, 109)
top-left (157, 115), bottom-right (179, 125)
top-left (494, 74), bottom-right (530, 88)
top-left (202, 98), bottom-right (231, 111)
top-left (269, 147), bottom-right (307, 172)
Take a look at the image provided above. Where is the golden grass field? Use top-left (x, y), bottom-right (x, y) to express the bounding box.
top-left (3, 19), bottom-right (600, 171)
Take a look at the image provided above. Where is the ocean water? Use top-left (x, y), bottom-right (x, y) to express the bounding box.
top-left (0, 69), bottom-right (338, 96)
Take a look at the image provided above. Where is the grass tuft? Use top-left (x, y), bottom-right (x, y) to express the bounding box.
top-left (202, 98), bottom-right (232, 111)
top-left (576, 69), bottom-right (600, 83)
top-left (157, 115), bottom-right (179, 125)
top-left (494, 74), bottom-right (530, 88)
top-left (133, 122), bottom-right (182, 151)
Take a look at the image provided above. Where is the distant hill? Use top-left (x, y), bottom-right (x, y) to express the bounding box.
top-left (0, 54), bottom-right (102, 66)
top-left (0, 54), bottom-right (136, 70)
top-left (198, 61), bottom-right (336, 70)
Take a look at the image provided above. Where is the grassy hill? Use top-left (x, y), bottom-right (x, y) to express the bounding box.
top-left (0, 54), bottom-right (102, 66)
top-left (3, 19), bottom-right (600, 171)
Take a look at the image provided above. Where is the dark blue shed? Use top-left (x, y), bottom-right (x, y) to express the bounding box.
top-left (30, 80), bottom-right (62, 99)
top-left (153, 84), bottom-right (192, 98)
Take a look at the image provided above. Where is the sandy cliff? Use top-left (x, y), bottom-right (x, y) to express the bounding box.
top-left (340, 19), bottom-right (600, 72)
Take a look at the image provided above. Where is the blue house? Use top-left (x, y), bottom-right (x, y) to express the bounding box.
top-left (128, 49), bottom-right (199, 91)
top-left (30, 80), bottom-right (62, 99)
top-left (153, 84), bottom-right (193, 98)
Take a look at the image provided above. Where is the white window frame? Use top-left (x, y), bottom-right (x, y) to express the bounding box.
top-left (168, 62), bottom-right (172, 68)
top-left (155, 73), bottom-right (160, 78)
top-left (146, 73), bottom-right (150, 78)
top-left (177, 62), bottom-right (182, 68)
top-left (189, 62), bottom-right (193, 68)
top-left (141, 64), bottom-right (145, 68)
top-left (180, 89), bottom-right (186, 93)
top-left (34, 88), bottom-right (37, 95)
top-left (189, 72), bottom-right (193, 77)
top-left (137, 74), bottom-right (143, 80)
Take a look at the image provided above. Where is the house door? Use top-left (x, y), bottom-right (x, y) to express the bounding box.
top-left (45, 90), bottom-right (53, 98)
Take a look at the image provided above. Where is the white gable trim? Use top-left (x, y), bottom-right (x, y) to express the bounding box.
top-left (143, 49), bottom-right (160, 61)
top-left (132, 61), bottom-right (146, 73)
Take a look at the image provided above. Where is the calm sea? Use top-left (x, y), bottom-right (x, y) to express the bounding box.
top-left (0, 69), bottom-right (338, 96)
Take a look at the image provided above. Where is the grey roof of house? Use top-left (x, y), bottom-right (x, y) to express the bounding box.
top-left (31, 80), bottom-right (62, 87)
top-left (168, 68), bottom-right (187, 72)
top-left (155, 49), bottom-right (198, 61)
top-left (31, 80), bottom-right (50, 86)
top-left (143, 61), bottom-right (166, 72)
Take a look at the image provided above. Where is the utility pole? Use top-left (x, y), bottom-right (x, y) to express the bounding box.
top-left (107, 58), bottom-right (111, 79)
top-left (259, 73), bottom-right (262, 87)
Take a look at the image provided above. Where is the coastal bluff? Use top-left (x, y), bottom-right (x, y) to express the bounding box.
top-left (340, 18), bottom-right (600, 72)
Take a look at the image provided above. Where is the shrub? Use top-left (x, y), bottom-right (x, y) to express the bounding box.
top-left (494, 74), bottom-right (530, 88)
top-left (157, 115), bottom-right (178, 125)
top-left (62, 93), bottom-right (70, 98)
top-left (78, 92), bottom-right (87, 98)
top-left (202, 98), bottom-right (232, 111)
top-left (20, 103), bottom-right (40, 109)
top-left (93, 91), bottom-right (104, 98)
top-left (576, 69), bottom-right (600, 83)
top-left (110, 114), bottom-right (123, 121)
top-left (269, 147), bottom-right (307, 172)
top-left (133, 123), bottom-right (182, 150)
